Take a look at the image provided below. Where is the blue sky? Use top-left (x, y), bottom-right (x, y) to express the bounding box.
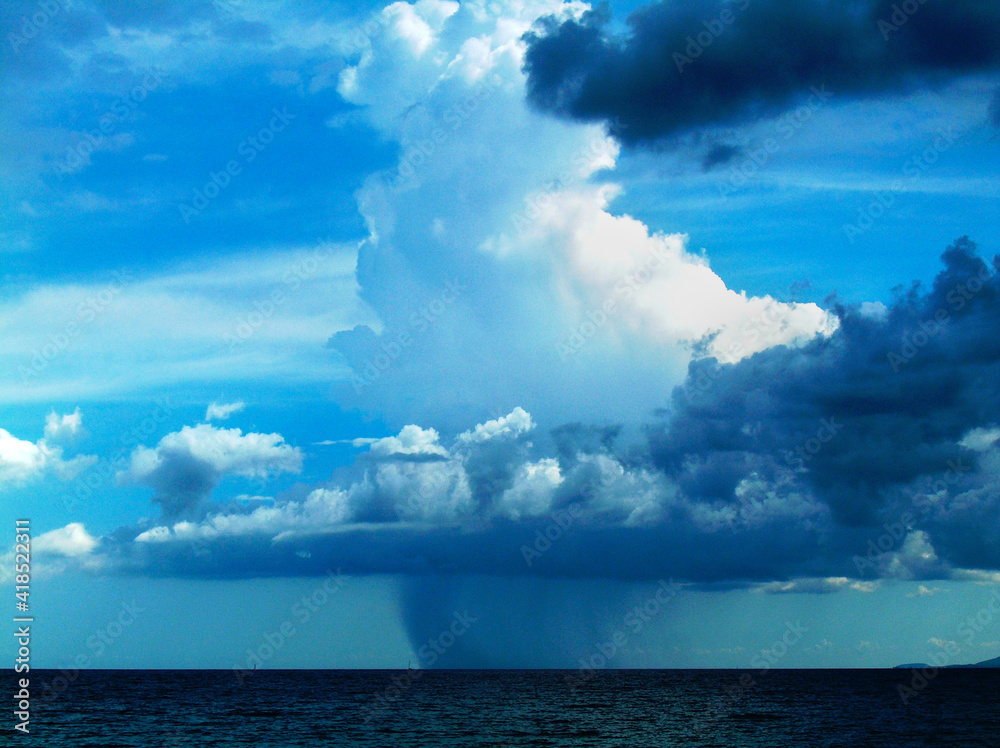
top-left (2, 0), bottom-right (1000, 671)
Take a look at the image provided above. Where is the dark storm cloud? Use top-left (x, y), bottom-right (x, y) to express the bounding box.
top-left (652, 236), bottom-right (1000, 562)
top-left (126, 449), bottom-right (220, 519)
top-left (104, 512), bottom-right (842, 583)
top-left (700, 143), bottom-right (741, 171)
top-left (85, 239), bottom-right (1000, 587)
top-left (463, 436), bottom-right (532, 513)
top-left (549, 423), bottom-right (622, 464)
top-left (522, 0), bottom-right (1000, 145)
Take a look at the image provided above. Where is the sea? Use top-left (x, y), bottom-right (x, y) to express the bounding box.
top-left (12, 668), bottom-right (999, 746)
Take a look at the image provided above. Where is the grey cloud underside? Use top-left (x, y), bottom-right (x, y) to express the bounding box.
top-left (132, 449), bottom-right (221, 519)
top-left (653, 237), bottom-right (1000, 567)
top-left (105, 238), bottom-right (1000, 586)
top-left (522, 0), bottom-right (1000, 145)
top-left (109, 519), bottom-right (847, 583)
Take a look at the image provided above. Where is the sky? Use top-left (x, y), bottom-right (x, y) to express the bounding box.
top-left (1, 0), bottom-right (1000, 672)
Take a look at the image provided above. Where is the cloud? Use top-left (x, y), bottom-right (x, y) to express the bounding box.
top-left (44, 407), bottom-right (83, 440)
top-left (950, 569), bottom-right (1000, 584)
top-left (103, 237), bottom-right (1000, 586)
top-left (0, 430), bottom-right (51, 485)
top-left (32, 5), bottom-right (1000, 605)
top-left (33, 522), bottom-right (98, 557)
top-left (0, 521), bottom-right (103, 585)
top-left (313, 438), bottom-right (380, 447)
top-left (368, 424), bottom-right (450, 458)
top-left (205, 401), bottom-right (246, 421)
top-left (928, 637), bottom-right (958, 650)
top-left (134, 486), bottom-right (354, 544)
top-left (0, 244), bottom-right (375, 403)
top-left (522, 0), bottom-right (1000, 146)
top-left (908, 584), bottom-right (945, 597)
top-left (456, 406), bottom-right (534, 444)
top-left (880, 531), bottom-right (940, 580)
top-left (652, 236), bottom-right (1000, 569)
top-left (653, 239), bottom-right (1000, 525)
top-left (0, 415), bottom-right (96, 488)
top-left (756, 577), bottom-right (859, 595)
top-left (959, 427), bottom-right (1000, 452)
top-left (382, 0), bottom-right (459, 57)
top-left (0, 0), bottom-right (280, 88)
top-left (327, 0), bottom-right (835, 430)
top-left (495, 458), bottom-right (563, 520)
top-left (120, 424), bottom-right (303, 518)
top-left (517, 186), bottom-right (839, 362)
top-left (128, 408), bottom-right (544, 541)
top-left (701, 143), bottom-right (741, 171)
top-left (65, 397), bottom-right (884, 586)
top-left (851, 581), bottom-right (880, 593)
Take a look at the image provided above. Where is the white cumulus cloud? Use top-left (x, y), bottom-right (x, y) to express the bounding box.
top-left (0, 415), bottom-right (96, 489)
top-left (328, 0), bottom-right (838, 429)
top-left (125, 424), bottom-right (302, 481)
top-left (33, 522), bottom-right (98, 557)
top-left (368, 424), bottom-right (450, 457)
top-left (205, 401), bottom-right (246, 421)
top-left (121, 424), bottom-right (303, 517)
top-left (44, 407), bottom-right (83, 440)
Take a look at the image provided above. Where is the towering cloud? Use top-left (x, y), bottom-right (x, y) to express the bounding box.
top-left (83, 238), bottom-right (996, 589)
top-left (18, 2), bottom-right (999, 595)
top-left (38, 238), bottom-right (1000, 670)
top-left (326, 0), bottom-right (836, 430)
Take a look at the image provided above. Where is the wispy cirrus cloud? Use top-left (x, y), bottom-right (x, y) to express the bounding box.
top-left (0, 244), bottom-right (376, 403)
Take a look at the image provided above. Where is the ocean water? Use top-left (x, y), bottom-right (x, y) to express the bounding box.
top-left (13, 668), bottom-right (999, 746)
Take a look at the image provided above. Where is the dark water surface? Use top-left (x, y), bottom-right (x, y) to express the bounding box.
top-left (12, 669), bottom-right (999, 746)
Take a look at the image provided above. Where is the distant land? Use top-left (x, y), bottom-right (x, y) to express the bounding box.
top-left (893, 656), bottom-right (1000, 669)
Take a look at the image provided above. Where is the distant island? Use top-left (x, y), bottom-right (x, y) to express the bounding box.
top-left (893, 656), bottom-right (1000, 669)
